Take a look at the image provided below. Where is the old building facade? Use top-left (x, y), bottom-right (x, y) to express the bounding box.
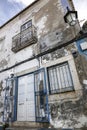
top-left (0, 0), bottom-right (87, 129)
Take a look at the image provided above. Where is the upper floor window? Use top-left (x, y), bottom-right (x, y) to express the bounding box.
top-left (47, 62), bottom-right (74, 94)
top-left (12, 19), bottom-right (37, 53)
top-left (21, 20), bottom-right (32, 32)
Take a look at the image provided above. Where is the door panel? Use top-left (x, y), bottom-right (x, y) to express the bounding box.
top-left (26, 102), bottom-right (35, 121)
top-left (17, 103), bottom-right (26, 121)
top-left (17, 74), bottom-right (35, 121)
top-left (26, 74), bottom-right (35, 121)
top-left (17, 76), bottom-right (26, 121)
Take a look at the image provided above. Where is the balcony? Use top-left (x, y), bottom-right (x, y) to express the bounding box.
top-left (12, 25), bottom-right (38, 52)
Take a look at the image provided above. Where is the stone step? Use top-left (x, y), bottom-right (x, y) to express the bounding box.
top-left (5, 128), bottom-right (59, 130)
top-left (7, 128), bottom-right (87, 130)
top-left (5, 128), bottom-right (75, 130)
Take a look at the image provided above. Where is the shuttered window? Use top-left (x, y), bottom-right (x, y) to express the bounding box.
top-left (47, 62), bottom-right (74, 94)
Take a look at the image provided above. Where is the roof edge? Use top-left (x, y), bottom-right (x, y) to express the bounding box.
top-left (0, 0), bottom-right (39, 29)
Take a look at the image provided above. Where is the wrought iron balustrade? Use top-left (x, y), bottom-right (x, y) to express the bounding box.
top-left (12, 25), bottom-right (37, 52)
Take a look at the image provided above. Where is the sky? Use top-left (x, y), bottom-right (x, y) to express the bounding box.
top-left (73, 0), bottom-right (87, 26)
top-left (0, 0), bottom-right (35, 26)
top-left (0, 0), bottom-right (87, 26)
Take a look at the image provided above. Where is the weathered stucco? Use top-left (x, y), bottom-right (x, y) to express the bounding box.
top-left (0, 0), bottom-right (80, 69)
top-left (41, 43), bottom-right (87, 129)
top-left (0, 0), bottom-right (86, 129)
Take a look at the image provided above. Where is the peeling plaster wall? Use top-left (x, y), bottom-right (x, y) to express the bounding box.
top-left (0, 0), bottom-right (86, 129)
top-left (49, 86), bottom-right (87, 129)
top-left (0, 0), bottom-right (80, 69)
top-left (41, 44), bottom-right (87, 129)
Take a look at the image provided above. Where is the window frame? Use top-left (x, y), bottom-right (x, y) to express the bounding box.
top-left (21, 19), bottom-right (32, 32)
top-left (16, 68), bottom-right (49, 123)
top-left (47, 62), bottom-right (74, 95)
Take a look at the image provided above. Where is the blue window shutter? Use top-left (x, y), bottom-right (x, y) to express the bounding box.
top-left (34, 68), bottom-right (49, 122)
top-left (3, 77), bottom-right (18, 122)
top-left (13, 77), bottom-right (18, 121)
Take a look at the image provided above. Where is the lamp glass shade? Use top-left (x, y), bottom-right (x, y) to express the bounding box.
top-left (66, 12), bottom-right (77, 26)
top-left (64, 7), bottom-right (78, 26)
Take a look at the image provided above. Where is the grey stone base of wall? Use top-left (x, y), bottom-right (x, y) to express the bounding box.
top-left (11, 122), bottom-right (49, 128)
top-left (5, 128), bottom-right (87, 130)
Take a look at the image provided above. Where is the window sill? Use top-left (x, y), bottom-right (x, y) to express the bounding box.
top-left (49, 87), bottom-right (75, 95)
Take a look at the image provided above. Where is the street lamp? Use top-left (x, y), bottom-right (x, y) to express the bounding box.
top-left (64, 7), bottom-right (78, 26)
top-left (64, 6), bottom-right (87, 58)
top-left (64, 7), bottom-right (79, 58)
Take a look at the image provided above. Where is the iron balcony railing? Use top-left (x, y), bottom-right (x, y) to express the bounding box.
top-left (12, 25), bottom-right (38, 52)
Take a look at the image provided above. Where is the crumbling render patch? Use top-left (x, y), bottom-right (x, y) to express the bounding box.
top-left (49, 88), bottom-right (87, 128)
top-left (0, 59), bottom-right (8, 68)
top-left (36, 16), bottom-right (47, 38)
